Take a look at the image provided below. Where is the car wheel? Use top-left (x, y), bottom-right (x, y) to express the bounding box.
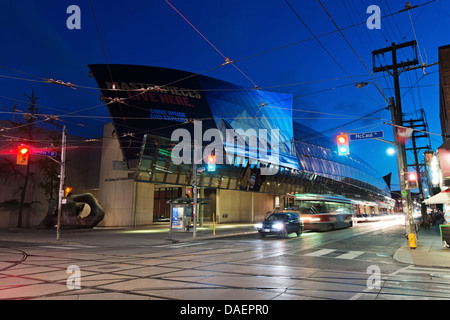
top-left (296, 228), bottom-right (302, 237)
top-left (259, 233), bottom-right (266, 239)
top-left (280, 229), bottom-right (288, 239)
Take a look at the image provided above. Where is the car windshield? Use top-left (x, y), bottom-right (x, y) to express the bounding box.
top-left (266, 214), bottom-right (287, 221)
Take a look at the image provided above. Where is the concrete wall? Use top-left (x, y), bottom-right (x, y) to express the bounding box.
top-left (215, 189), bottom-right (274, 223)
top-left (134, 182), bottom-right (154, 225)
top-left (97, 123), bottom-right (154, 227)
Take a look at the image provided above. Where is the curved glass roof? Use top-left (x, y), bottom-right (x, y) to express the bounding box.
top-left (89, 64), bottom-right (390, 197)
top-left (293, 121), bottom-right (390, 196)
top-left (197, 75), bottom-right (390, 197)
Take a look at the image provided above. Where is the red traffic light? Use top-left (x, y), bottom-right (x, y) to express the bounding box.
top-left (64, 187), bottom-right (73, 197)
top-left (16, 145), bottom-right (30, 165)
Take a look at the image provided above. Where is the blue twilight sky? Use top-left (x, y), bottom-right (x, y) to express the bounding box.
top-left (0, 0), bottom-right (447, 192)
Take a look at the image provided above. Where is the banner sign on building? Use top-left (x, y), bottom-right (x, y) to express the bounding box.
top-left (89, 64), bottom-right (298, 169)
top-left (89, 64), bottom-right (217, 162)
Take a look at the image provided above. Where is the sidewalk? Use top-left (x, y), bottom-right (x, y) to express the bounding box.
top-left (0, 222), bottom-right (258, 247)
top-left (393, 223), bottom-right (450, 268)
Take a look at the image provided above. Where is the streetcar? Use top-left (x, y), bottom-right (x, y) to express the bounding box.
top-left (291, 194), bottom-right (354, 231)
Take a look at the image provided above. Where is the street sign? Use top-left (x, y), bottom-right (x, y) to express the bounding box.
top-left (33, 149), bottom-right (57, 157)
top-left (349, 131), bottom-right (384, 141)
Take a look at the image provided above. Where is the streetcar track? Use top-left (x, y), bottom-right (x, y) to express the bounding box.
top-left (1, 222), bottom-right (449, 300)
top-left (3, 252), bottom-right (445, 300)
top-left (0, 246), bottom-right (28, 272)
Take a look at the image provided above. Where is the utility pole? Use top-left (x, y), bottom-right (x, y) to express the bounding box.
top-left (405, 109), bottom-right (432, 199)
top-left (372, 41), bottom-right (419, 244)
top-left (389, 98), bottom-right (416, 238)
top-left (56, 125), bottom-right (67, 241)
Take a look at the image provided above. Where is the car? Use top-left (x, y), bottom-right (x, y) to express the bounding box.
top-left (254, 211), bottom-right (304, 238)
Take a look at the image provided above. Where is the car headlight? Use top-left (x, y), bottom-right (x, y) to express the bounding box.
top-left (272, 222), bottom-right (284, 230)
top-left (254, 223), bottom-right (263, 229)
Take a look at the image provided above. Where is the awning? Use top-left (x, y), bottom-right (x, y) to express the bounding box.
top-left (423, 189), bottom-right (450, 204)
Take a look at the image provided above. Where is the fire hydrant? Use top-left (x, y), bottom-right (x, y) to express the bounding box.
top-left (407, 233), bottom-right (417, 249)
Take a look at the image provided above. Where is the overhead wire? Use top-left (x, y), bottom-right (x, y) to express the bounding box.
top-left (0, 0), bottom-right (439, 149)
top-left (164, 0), bottom-right (265, 110)
top-left (317, 0), bottom-right (387, 103)
top-left (285, 0), bottom-right (385, 108)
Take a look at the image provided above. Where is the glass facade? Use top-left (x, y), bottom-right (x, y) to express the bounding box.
top-left (89, 64), bottom-right (391, 205)
top-left (293, 121), bottom-right (390, 196)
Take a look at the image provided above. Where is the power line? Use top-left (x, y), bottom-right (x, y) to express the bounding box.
top-left (285, 0), bottom-right (384, 107)
top-left (164, 0), bottom-right (264, 107)
top-left (317, 0), bottom-right (386, 102)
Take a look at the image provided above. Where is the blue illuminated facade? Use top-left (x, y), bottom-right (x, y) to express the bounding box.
top-left (89, 64), bottom-right (391, 207)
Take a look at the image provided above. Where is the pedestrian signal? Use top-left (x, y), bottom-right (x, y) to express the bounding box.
top-left (406, 172), bottom-right (418, 189)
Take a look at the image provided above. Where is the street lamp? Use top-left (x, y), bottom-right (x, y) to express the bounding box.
top-left (355, 81), bottom-right (389, 103)
top-left (386, 147), bottom-right (396, 156)
top-left (355, 82), bottom-right (368, 89)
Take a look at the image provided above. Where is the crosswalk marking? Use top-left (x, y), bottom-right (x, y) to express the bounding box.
top-left (305, 249), bottom-right (336, 257)
top-left (336, 251), bottom-right (365, 260)
top-left (40, 246), bottom-right (77, 250)
top-left (40, 244), bottom-right (98, 250)
top-left (392, 266), bottom-right (450, 279)
top-left (155, 242), bottom-right (207, 249)
top-left (304, 248), bottom-right (366, 260)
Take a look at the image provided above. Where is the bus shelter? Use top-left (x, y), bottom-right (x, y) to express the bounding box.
top-left (167, 198), bottom-right (210, 233)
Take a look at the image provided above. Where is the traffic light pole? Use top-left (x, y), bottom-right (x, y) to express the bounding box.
top-left (373, 41), bottom-right (419, 246)
top-left (56, 125), bottom-right (66, 241)
top-left (389, 98), bottom-right (417, 242)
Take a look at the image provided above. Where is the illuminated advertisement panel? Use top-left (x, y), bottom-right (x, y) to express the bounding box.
top-left (89, 64), bottom-right (216, 162)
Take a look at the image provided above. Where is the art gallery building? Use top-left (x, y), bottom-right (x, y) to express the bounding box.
top-left (89, 64), bottom-right (393, 227)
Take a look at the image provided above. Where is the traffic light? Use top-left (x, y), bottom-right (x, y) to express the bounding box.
top-left (337, 134), bottom-right (350, 156)
top-left (64, 187), bottom-right (73, 197)
top-left (16, 145), bottom-right (30, 165)
top-left (207, 154), bottom-right (216, 172)
top-left (406, 172), bottom-right (418, 189)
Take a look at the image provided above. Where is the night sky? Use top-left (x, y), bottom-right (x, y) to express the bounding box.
top-left (0, 0), bottom-right (446, 192)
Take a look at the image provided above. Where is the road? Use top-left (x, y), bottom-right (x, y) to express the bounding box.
top-left (1, 219), bottom-right (450, 301)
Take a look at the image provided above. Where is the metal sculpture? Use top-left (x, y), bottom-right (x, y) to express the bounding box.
top-left (39, 193), bottom-right (104, 229)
